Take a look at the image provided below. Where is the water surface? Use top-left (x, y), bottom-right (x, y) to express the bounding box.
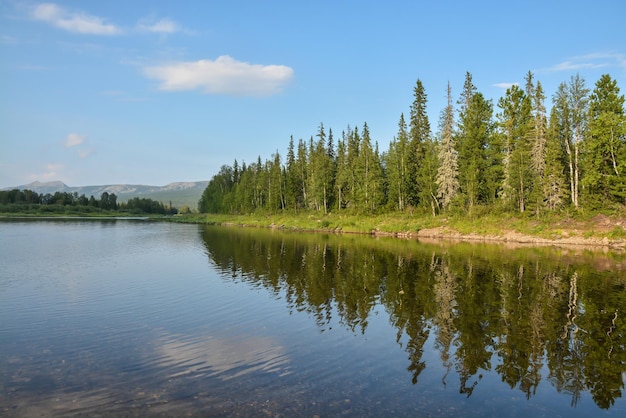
top-left (1, 219), bottom-right (625, 416)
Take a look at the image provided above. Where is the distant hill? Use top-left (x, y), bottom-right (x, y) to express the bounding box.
top-left (3, 180), bottom-right (209, 210)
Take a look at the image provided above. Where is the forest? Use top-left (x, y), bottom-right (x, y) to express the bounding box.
top-left (199, 72), bottom-right (626, 218)
top-left (0, 189), bottom-right (178, 215)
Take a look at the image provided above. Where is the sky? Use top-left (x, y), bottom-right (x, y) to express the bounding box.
top-left (1, 0), bottom-right (625, 188)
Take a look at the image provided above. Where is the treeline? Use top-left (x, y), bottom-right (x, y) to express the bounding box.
top-left (0, 189), bottom-right (178, 215)
top-left (199, 71), bottom-right (626, 216)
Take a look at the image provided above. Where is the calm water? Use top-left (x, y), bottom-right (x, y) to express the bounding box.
top-left (1, 219), bottom-right (626, 417)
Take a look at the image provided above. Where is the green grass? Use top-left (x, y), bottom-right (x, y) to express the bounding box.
top-left (7, 207), bottom-right (625, 246)
top-left (165, 209), bottom-right (626, 246)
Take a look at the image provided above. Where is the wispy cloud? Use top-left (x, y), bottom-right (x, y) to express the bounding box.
top-left (143, 55), bottom-right (294, 96)
top-left (548, 60), bottom-right (607, 72)
top-left (544, 53), bottom-right (626, 73)
top-left (29, 163), bottom-right (63, 181)
top-left (493, 82), bottom-right (518, 90)
top-left (65, 133), bottom-right (86, 147)
top-left (31, 3), bottom-right (121, 35)
top-left (137, 17), bottom-right (180, 34)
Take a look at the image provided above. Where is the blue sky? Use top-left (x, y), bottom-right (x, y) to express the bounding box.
top-left (1, 0), bottom-right (625, 187)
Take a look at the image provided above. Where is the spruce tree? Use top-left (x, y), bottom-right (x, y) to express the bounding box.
top-left (285, 137), bottom-right (299, 210)
top-left (582, 74), bottom-right (626, 204)
top-left (436, 82), bottom-right (460, 210)
top-left (296, 138), bottom-right (308, 209)
top-left (387, 114), bottom-right (410, 211)
top-left (528, 76), bottom-right (548, 214)
top-left (407, 79), bottom-right (431, 207)
top-left (497, 83), bottom-right (533, 212)
top-left (458, 89), bottom-right (494, 211)
top-left (543, 107), bottom-right (568, 210)
top-left (335, 133), bottom-right (348, 210)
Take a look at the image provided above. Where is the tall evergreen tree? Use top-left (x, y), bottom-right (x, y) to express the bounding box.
top-left (582, 74), bottom-right (626, 204)
top-left (387, 114), bottom-right (410, 211)
top-left (267, 151), bottom-right (284, 212)
top-left (543, 107), bottom-right (568, 210)
top-left (346, 126), bottom-right (361, 209)
top-left (285, 136), bottom-right (299, 210)
top-left (527, 75), bottom-right (549, 214)
top-left (335, 133), bottom-right (349, 210)
top-left (458, 71), bottom-right (478, 119)
top-left (296, 138), bottom-right (309, 209)
top-left (357, 123), bottom-right (384, 212)
top-left (355, 123), bottom-right (371, 210)
top-left (407, 79), bottom-right (431, 207)
top-left (457, 88), bottom-right (494, 210)
top-left (326, 128), bottom-right (337, 210)
top-left (436, 82), bottom-right (460, 209)
top-left (497, 83), bottom-right (533, 212)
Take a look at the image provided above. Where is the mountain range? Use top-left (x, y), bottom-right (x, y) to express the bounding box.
top-left (3, 180), bottom-right (209, 209)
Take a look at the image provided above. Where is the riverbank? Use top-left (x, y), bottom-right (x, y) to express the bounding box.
top-left (169, 211), bottom-right (626, 250)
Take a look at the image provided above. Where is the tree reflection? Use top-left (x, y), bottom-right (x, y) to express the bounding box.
top-left (200, 225), bottom-right (626, 409)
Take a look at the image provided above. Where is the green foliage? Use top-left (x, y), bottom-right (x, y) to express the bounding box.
top-left (197, 71), bottom-right (625, 218)
top-left (200, 225), bottom-right (626, 408)
top-left (582, 74), bottom-right (626, 205)
top-left (0, 188), bottom-right (176, 215)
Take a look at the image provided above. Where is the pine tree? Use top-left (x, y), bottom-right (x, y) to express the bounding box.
top-left (267, 151), bottom-right (284, 212)
top-left (323, 127), bottom-right (336, 212)
top-left (497, 83), bottom-right (533, 212)
top-left (436, 82), bottom-right (460, 209)
top-left (306, 124), bottom-right (336, 213)
top-left (296, 138), bottom-right (308, 209)
top-left (346, 126), bottom-right (361, 209)
top-left (356, 123), bottom-right (372, 211)
top-left (528, 75), bottom-right (548, 214)
top-left (458, 71), bottom-right (477, 118)
top-left (285, 136), bottom-right (299, 210)
top-left (335, 133), bottom-right (348, 210)
top-left (387, 114), bottom-right (410, 211)
top-left (582, 74), bottom-right (626, 204)
top-left (543, 107), bottom-right (568, 210)
top-left (407, 79), bottom-right (431, 207)
top-left (458, 87), bottom-right (494, 211)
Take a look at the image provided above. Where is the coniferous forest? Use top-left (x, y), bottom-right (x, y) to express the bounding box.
top-left (199, 72), bottom-right (626, 217)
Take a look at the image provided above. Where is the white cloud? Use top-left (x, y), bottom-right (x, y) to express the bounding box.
top-left (143, 55), bottom-right (294, 96)
top-left (544, 53), bottom-right (626, 73)
top-left (31, 3), bottom-right (121, 35)
top-left (65, 133), bottom-right (86, 147)
top-left (493, 82), bottom-right (518, 90)
top-left (29, 163), bottom-right (63, 181)
top-left (137, 18), bottom-right (180, 34)
top-left (548, 60), bottom-right (607, 72)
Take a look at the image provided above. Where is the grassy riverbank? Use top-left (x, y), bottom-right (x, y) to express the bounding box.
top-left (169, 210), bottom-right (626, 249)
top-left (4, 208), bottom-right (625, 249)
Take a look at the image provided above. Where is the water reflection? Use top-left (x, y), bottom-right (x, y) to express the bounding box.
top-left (156, 332), bottom-right (290, 380)
top-left (200, 225), bottom-right (626, 410)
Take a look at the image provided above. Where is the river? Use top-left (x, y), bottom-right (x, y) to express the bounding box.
top-left (1, 219), bottom-right (625, 416)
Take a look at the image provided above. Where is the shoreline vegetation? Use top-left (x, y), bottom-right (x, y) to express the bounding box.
top-left (195, 72), bottom-right (626, 254)
top-left (167, 211), bottom-right (626, 250)
top-left (3, 210), bottom-right (625, 250)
